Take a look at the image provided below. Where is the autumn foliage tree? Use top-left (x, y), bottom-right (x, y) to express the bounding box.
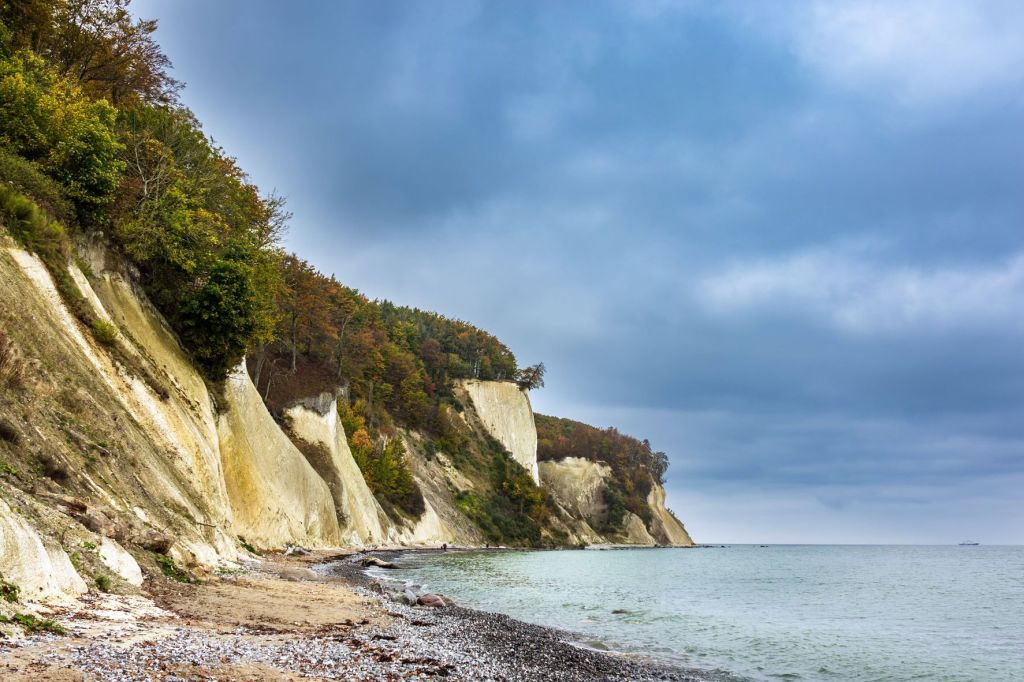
top-left (1, 0), bottom-right (180, 104)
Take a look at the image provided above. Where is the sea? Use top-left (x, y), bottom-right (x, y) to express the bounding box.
top-left (369, 545), bottom-right (1024, 682)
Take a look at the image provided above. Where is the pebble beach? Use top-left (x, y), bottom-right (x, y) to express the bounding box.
top-left (0, 551), bottom-right (707, 681)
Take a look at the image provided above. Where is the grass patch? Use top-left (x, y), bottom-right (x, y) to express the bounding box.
top-left (0, 331), bottom-right (27, 391)
top-left (155, 554), bottom-right (191, 583)
top-left (0, 461), bottom-right (19, 478)
top-left (80, 540), bottom-right (97, 551)
top-left (215, 566), bottom-right (244, 575)
top-left (94, 574), bottom-right (111, 592)
top-left (0, 613), bottom-right (66, 635)
top-left (238, 538), bottom-right (260, 556)
top-left (0, 573), bottom-right (20, 603)
top-left (0, 184), bottom-right (94, 327)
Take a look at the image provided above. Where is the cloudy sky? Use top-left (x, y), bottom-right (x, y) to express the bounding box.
top-left (135, 0), bottom-right (1024, 544)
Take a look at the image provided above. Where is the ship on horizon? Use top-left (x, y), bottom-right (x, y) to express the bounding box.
top-left (958, 540), bottom-right (980, 546)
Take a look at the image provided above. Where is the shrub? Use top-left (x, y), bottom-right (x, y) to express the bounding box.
top-left (94, 574), bottom-right (111, 592)
top-left (0, 145), bottom-right (73, 222)
top-left (348, 429), bottom-right (424, 519)
top-left (600, 483), bottom-right (627, 533)
top-left (239, 538), bottom-right (260, 556)
top-left (155, 554), bottom-right (191, 583)
top-left (452, 439), bottom-right (553, 547)
top-left (90, 319), bottom-right (118, 346)
top-left (341, 401), bottom-right (425, 520)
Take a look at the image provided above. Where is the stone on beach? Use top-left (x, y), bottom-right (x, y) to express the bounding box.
top-left (360, 555), bottom-right (397, 569)
top-left (416, 593), bottom-right (447, 608)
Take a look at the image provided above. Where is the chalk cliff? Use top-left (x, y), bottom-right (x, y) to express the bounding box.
top-left (647, 483), bottom-right (694, 547)
top-left (284, 395), bottom-right (389, 545)
top-left (218, 366), bottom-right (341, 549)
top-left (460, 379), bottom-right (539, 483)
top-left (0, 228), bottom-right (695, 604)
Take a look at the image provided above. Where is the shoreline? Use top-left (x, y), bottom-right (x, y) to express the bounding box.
top-left (0, 548), bottom-right (712, 681)
top-left (318, 547), bottom-right (713, 681)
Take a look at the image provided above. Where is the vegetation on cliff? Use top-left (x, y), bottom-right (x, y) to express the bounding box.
top-left (1, 0), bottom-right (281, 380)
top-left (536, 414), bottom-right (670, 528)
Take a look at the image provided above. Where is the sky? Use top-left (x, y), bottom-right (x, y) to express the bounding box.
top-left (133, 0), bottom-right (1024, 544)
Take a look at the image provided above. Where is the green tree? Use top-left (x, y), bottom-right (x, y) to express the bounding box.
top-left (0, 49), bottom-right (124, 213)
top-left (515, 362), bottom-right (545, 390)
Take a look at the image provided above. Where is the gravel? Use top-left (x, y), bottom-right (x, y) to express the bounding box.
top-left (1, 553), bottom-right (713, 681)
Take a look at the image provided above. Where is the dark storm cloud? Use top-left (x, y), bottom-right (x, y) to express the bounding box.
top-left (134, 0), bottom-right (1024, 543)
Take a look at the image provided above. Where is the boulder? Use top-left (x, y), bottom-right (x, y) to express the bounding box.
top-left (403, 589), bottom-right (419, 605)
top-left (76, 509), bottom-right (116, 536)
top-left (98, 538), bottom-right (144, 587)
top-left (135, 529), bottom-right (174, 554)
top-left (416, 593), bottom-right (447, 608)
top-left (360, 556), bottom-right (397, 569)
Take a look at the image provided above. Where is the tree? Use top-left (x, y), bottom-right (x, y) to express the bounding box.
top-left (3, 0), bottom-right (181, 104)
top-left (0, 49), bottom-right (125, 212)
top-left (515, 362), bottom-right (545, 390)
top-left (176, 245), bottom-right (263, 380)
top-left (277, 254), bottom-right (320, 372)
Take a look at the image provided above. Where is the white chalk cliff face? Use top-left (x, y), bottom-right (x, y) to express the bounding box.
top-left (1, 245), bottom-right (235, 566)
top-left (0, 241), bottom-right (340, 583)
top-left (537, 457), bottom-right (609, 545)
top-left (647, 484), bottom-right (694, 546)
top-left (539, 456), bottom-right (694, 547)
top-left (460, 380), bottom-right (539, 483)
top-left (218, 366), bottom-right (341, 548)
top-left (284, 396), bottom-right (389, 545)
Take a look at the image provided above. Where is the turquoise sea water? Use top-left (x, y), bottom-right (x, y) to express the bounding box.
top-left (373, 545), bottom-right (1024, 681)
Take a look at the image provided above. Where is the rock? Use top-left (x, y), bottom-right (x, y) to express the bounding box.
top-left (135, 529), bottom-right (174, 554)
top-left (0, 497), bottom-right (88, 600)
top-left (417, 593), bottom-right (447, 608)
top-left (76, 509), bottom-right (116, 536)
top-left (403, 589), bottom-right (419, 605)
top-left (369, 580), bottom-right (386, 594)
top-left (98, 538), bottom-right (144, 586)
top-left (360, 556), bottom-right (397, 569)
top-left (284, 545), bottom-right (310, 556)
